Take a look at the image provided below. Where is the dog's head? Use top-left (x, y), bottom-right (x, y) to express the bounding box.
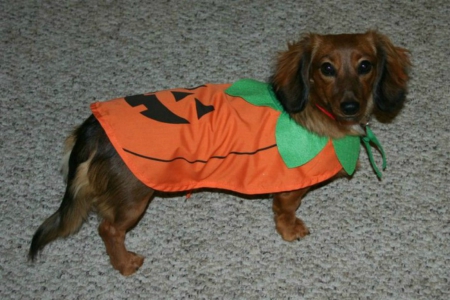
top-left (271, 30), bottom-right (411, 137)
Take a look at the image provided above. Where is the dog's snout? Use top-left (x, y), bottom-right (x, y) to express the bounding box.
top-left (340, 101), bottom-right (360, 115)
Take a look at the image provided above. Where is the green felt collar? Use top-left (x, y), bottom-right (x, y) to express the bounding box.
top-left (225, 79), bottom-right (386, 178)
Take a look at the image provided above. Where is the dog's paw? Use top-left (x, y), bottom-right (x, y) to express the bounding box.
top-left (114, 251), bottom-right (145, 276)
top-left (275, 216), bottom-right (310, 242)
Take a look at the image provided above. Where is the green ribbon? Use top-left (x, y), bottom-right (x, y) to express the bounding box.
top-left (225, 79), bottom-right (387, 179)
top-left (361, 126), bottom-right (387, 179)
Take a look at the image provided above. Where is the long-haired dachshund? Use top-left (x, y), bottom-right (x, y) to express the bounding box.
top-left (29, 31), bottom-right (410, 276)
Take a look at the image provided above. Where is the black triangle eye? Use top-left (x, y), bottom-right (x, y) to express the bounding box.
top-left (358, 60), bottom-right (372, 75)
top-left (320, 62), bottom-right (336, 77)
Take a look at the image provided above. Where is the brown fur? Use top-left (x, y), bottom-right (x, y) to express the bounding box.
top-left (29, 31), bottom-right (410, 276)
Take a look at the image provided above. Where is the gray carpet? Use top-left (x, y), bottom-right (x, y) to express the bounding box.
top-left (1, 0), bottom-right (449, 299)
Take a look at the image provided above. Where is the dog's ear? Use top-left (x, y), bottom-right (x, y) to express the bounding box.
top-left (271, 35), bottom-right (313, 113)
top-left (371, 31), bottom-right (411, 112)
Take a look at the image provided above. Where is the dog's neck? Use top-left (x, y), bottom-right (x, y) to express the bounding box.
top-left (290, 104), bottom-right (366, 139)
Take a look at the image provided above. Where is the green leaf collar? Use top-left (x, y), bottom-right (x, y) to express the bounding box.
top-left (225, 79), bottom-right (386, 178)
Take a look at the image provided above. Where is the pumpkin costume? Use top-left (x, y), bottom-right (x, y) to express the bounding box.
top-left (91, 79), bottom-right (385, 194)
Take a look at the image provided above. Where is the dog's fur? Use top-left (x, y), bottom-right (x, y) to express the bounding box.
top-left (29, 31), bottom-right (410, 276)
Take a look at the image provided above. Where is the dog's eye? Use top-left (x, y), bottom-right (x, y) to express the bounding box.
top-left (320, 62), bottom-right (336, 77)
top-left (358, 60), bottom-right (372, 75)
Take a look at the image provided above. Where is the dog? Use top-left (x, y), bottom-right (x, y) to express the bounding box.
top-left (29, 30), bottom-right (410, 276)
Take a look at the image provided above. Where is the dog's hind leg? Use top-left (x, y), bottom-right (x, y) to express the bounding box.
top-left (88, 148), bottom-right (154, 277)
top-left (72, 115), bottom-right (155, 276)
top-left (97, 188), bottom-right (153, 276)
top-left (92, 154), bottom-right (154, 277)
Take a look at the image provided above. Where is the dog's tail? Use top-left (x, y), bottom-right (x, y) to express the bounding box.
top-left (29, 116), bottom-right (97, 261)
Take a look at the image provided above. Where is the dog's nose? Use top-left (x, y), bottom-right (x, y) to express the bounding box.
top-left (340, 101), bottom-right (360, 115)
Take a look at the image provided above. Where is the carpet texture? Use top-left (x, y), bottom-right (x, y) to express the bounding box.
top-left (1, 0), bottom-right (449, 299)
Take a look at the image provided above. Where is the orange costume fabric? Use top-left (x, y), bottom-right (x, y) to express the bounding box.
top-left (91, 80), bottom-right (344, 194)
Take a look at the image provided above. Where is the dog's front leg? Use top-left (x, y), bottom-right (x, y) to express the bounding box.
top-left (273, 188), bottom-right (310, 241)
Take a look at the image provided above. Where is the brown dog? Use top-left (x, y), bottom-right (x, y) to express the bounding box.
top-left (29, 31), bottom-right (410, 276)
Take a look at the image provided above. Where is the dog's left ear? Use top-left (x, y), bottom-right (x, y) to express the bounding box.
top-left (270, 34), bottom-right (314, 113)
top-left (371, 31), bottom-right (411, 112)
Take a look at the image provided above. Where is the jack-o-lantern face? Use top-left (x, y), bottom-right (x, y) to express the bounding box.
top-left (90, 80), bottom-right (347, 194)
top-left (124, 85), bottom-right (215, 124)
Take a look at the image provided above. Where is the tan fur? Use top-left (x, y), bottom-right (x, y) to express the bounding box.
top-left (61, 133), bottom-right (76, 182)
